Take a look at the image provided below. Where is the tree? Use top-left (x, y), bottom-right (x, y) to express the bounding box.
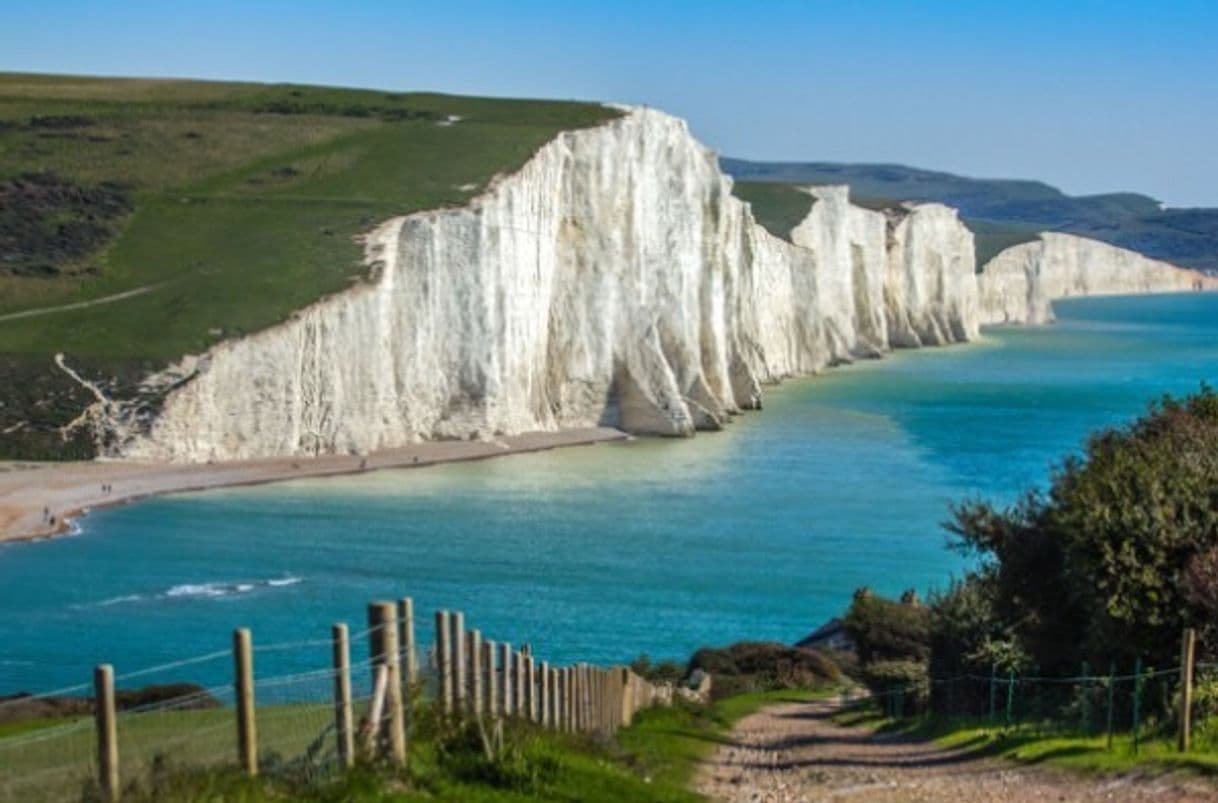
top-left (946, 386), bottom-right (1218, 671)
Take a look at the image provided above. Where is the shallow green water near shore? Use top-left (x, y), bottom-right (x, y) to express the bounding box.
top-left (2, 293), bottom-right (1216, 693)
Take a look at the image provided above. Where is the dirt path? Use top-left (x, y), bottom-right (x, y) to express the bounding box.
top-left (696, 698), bottom-right (1217, 802)
top-left (0, 283), bottom-right (158, 323)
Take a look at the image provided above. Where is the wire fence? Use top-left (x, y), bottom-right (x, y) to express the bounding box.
top-left (0, 599), bottom-right (669, 803)
top-left (865, 647), bottom-right (1218, 755)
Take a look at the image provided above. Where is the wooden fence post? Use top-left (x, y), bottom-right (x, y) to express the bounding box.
top-left (435, 610), bottom-right (452, 715)
top-left (595, 668), bottom-right (603, 732)
top-left (93, 664), bottom-right (119, 801)
top-left (524, 655), bottom-right (536, 722)
top-left (514, 651), bottom-right (526, 719)
top-left (1180, 627), bottom-right (1197, 752)
top-left (332, 623), bottom-right (354, 769)
top-left (543, 662), bottom-right (552, 731)
top-left (499, 642), bottom-right (514, 716)
top-left (364, 665), bottom-right (389, 755)
top-left (619, 667), bottom-right (632, 727)
top-left (477, 638), bottom-right (492, 716)
top-left (398, 598), bottom-right (417, 689)
top-left (468, 629), bottom-right (483, 718)
top-left (450, 612), bottom-right (466, 716)
top-left (568, 667), bottom-right (577, 732)
top-left (369, 602), bottom-right (406, 764)
top-left (577, 662), bottom-right (587, 731)
top-left (233, 628), bottom-right (258, 777)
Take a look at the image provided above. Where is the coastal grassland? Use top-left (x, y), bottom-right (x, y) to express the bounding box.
top-left (728, 171), bottom-right (1043, 270)
top-left (0, 689), bottom-right (833, 802)
top-left (729, 181), bottom-right (813, 242)
top-left (965, 218), bottom-right (1044, 267)
top-left (0, 73), bottom-right (617, 458)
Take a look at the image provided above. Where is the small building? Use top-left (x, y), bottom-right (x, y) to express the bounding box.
top-left (794, 618), bottom-right (855, 653)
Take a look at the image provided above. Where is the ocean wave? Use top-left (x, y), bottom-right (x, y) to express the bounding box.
top-left (163, 576), bottom-right (303, 599)
top-left (78, 576), bottom-right (303, 608)
top-left (96, 593), bottom-right (145, 607)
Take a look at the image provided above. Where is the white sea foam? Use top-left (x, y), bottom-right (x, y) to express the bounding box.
top-left (95, 594), bottom-right (144, 607)
top-left (79, 576), bottom-right (303, 608)
top-left (163, 576), bottom-right (303, 599)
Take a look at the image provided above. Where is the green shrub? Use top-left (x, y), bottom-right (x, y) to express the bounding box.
top-left (688, 641), bottom-right (838, 698)
top-left (843, 589), bottom-right (930, 665)
top-left (947, 386), bottom-right (1218, 673)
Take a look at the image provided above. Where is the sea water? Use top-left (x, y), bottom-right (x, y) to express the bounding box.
top-left (1, 293), bottom-right (1216, 693)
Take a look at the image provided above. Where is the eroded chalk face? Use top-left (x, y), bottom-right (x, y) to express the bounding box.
top-left (94, 108), bottom-right (1205, 463)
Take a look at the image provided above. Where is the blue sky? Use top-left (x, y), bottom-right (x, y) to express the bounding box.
top-left (4, 0), bottom-right (1217, 206)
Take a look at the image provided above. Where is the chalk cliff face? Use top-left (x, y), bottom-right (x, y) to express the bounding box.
top-left (978, 233), bottom-right (1217, 325)
top-left (885, 204), bottom-right (979, 347)
top-left (114, 109), bottom-right (980, 461)
top-left (108, 108), bottom-right (1207, 462)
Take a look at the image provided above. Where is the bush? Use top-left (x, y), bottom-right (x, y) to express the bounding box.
top-left (843, 589), bottom-right (930, 665)
top-left (947, 386), bottom-right (1218, 672)
top-left (859, 659), bottom-right (929, 716)
top-left (688, 641), bottom-right (839, 698)
top-left (628, 654), bottom-right (686, 685)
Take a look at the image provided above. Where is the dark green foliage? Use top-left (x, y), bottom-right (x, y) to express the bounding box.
top-left (858, 659), bottom-right (929, 715)
top-left (842, 590), bottom-right (931, 665)
top-left (688, 641), bottom-right (839, 697)
top-left (0, 171), bottom-right (132, 277)
top-left (0, 353), bottom-right (159, 460)
top-left (429, 718), bottom-right (561, 794)
top-left (841, 589), bottom-right (933, 711)
top-left (629, 654), bottom-right (687, 685)
top-left (945, 386), bottom-right (1218, 672)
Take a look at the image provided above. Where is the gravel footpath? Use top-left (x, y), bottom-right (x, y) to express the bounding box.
top-left (695, 698), bottom-right (1218, 802)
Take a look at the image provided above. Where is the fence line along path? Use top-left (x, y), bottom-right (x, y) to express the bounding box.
top-left (0, 596), bottom-right (674, 803)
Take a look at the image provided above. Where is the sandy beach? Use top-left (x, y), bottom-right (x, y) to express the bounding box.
top-left (0, 427), bottom-right (628, 544)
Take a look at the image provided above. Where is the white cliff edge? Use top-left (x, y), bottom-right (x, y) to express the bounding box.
top-left (977, 232), bottom-right (1216, 325)
top-left (104, 108), bottom-right (1209, 462)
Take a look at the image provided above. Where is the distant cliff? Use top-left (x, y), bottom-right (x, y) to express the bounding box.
top-left (81, 108), bottom-right (1210, 462)
top-left (722, 157), bottom-right (1218, 275)
top-left (978, 233), bottom-right (1216, 325)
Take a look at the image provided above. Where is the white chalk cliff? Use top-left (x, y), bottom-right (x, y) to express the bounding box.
top-left (977, 232), bottom-right (1216, 325)
top-left (106, 108), bottom-right (1211, 462)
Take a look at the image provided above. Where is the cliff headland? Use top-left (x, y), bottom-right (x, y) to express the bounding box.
top-left (0, 75), bottom-right (1214, 541)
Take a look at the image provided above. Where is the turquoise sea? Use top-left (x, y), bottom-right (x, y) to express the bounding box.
top-left (2, 293), bottom-right (1216, 693)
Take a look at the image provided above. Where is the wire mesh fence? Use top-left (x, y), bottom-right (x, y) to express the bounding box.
top-left (868, 647), bottom-right (1218, 756)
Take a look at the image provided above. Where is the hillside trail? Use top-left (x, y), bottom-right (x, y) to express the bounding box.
top-left (0, 283), bottom-right (158, 323)
top-left (695, 697), bottom-right (1218, 802)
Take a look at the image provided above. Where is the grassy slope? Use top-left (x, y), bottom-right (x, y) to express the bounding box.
top-left (0, 73), bottom-right (617, 458)
top-left (729, 181), bottom-right (814, 242)
top-left (0, 690), bottom-right (831, 802)
top-left (0, 73), bottom-right (617, 357)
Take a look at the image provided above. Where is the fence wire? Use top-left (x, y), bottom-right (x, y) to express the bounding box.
top-left (0, 625), bottom-right (428, 803)
top-left (867, 660), bottom-right (1218, 755)
top-left (2, 607), bottom-right (656, 803)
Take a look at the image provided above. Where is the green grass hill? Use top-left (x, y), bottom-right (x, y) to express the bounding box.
top-left (0, 72), bottom-right (616, 459)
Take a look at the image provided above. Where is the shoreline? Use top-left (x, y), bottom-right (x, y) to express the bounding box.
top-left (0, 427), bottom-right (629, 545)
